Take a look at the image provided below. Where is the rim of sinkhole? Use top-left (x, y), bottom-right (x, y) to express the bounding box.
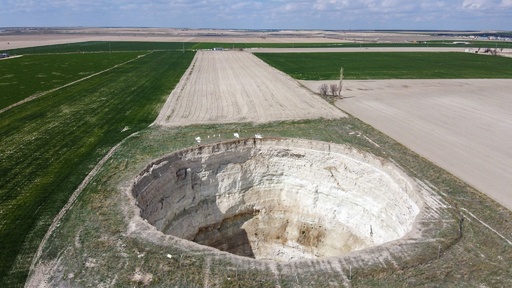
top-left (131, 138), bottom-right (423, 262)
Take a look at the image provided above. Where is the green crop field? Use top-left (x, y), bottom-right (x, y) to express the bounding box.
top-left (0, 53), bottom-right (140, 110)
top-left (7, 41), bottom-right (191, 54)
top-left (255, 52), bottom-right (512, 80)
top-left (6, 41), bottom-right (370, 54)
top-left (0, 50), bottom-right (195, 287)
top-left (7, 40), bottom-right (511, 55)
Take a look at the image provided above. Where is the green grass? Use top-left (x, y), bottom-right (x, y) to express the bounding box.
top-left (7, 40), bottom-right (511, 55)
top-left (0, 51), bottom-right (195, 287)
top-left (255, 52), bottom-right (512, 80)
top-left (0, 52), bottom-right (140, 110)
top-left (7, 41), bottom-right (369, 54)
top-left (6, 41), bottom-right (191, 54)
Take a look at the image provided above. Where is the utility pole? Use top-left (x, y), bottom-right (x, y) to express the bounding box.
top-left (338, 66), bottom-right (344, 97)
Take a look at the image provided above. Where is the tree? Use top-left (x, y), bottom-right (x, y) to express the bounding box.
top-left (329, 84), bottom-right (339, 96)
top-left (319, 84), bottom-right (328, 96)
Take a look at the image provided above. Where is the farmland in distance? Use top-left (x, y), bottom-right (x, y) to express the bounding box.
top-left (7, 40), bottom-right (511, 55)
top-left (0, 50), bottom-right (195, 286)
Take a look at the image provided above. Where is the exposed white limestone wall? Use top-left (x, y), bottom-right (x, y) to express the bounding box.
top-left (132, 138), bottom-right (423, 262)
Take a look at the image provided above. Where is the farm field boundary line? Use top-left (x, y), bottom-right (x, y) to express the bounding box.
top-left (0, 52), bottom-right (150, 115)
top-left (0, 55), bottom-right (23, 61)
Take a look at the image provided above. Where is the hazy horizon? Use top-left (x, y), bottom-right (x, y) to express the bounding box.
top-left (1, 27), bottom-right (510, 33)
top-left (1, 1), bottom-right (511, 31)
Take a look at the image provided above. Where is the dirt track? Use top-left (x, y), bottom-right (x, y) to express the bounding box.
top-left (154, 51), bottom-right (346, 126)
top-left (301, 79), bottom-right (512, 210)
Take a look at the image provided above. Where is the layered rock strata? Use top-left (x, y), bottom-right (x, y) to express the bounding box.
top-left (132, 138), bottom-right (422, 262)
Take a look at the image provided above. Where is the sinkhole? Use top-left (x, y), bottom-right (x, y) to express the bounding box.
top-left (132, 138), bottom-right (422, 262)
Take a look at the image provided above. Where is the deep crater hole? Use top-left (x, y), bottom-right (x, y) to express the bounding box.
top-left (132, 139), bottom-right (422, 262)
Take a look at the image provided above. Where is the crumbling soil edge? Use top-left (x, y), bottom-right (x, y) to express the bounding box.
top-left (122, 137), bottom-right (460, 275)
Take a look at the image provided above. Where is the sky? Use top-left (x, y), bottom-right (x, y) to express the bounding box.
top-left (0, 0), bottom-right (511, 31)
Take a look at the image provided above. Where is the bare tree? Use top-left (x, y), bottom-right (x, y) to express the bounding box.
top-left (319, 84), bottom-right (328, 96)
top-left (329, 84), bottom-right (339, 96)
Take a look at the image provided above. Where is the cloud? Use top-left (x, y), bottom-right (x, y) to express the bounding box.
top-left (501, 0), bottom-right (512, 7)
top-left (420, 1), bottom-right (446, 10)
top-left (461, 0), bottom-right (490, 10)
top-left (313, 0), bottom-right (349, 11)
top-left (459, 0), bottom-right (511, 10)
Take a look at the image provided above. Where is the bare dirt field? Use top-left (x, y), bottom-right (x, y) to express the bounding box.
top-left (301, 79), bottom-right (512, 210)
top-left (154, 51), bottom-right (346, 126)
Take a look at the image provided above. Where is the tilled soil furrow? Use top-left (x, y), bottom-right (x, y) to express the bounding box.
top-left (155, 51), bottom-right (346, 126)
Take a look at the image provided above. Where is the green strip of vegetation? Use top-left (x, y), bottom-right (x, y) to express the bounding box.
top-left (6, 40), bottom-right (511, 55)
top-left (5, 41), bottom-right (365, 54)
top-left (6, 41), bottom-right (191, 54)
top-left (0, 51), bottom-right (195, 287)
top-left (189, 42), bottom-right (351, 49)
top-left (0, 52), bottom-right (140, 110)
top-left (255, 52), bottom-right (512, 80)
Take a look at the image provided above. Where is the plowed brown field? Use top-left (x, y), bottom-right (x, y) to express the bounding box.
top-left (154, 51), bottom-right (346, 126)
top-left (301, 79), bottom-right (512, 211)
